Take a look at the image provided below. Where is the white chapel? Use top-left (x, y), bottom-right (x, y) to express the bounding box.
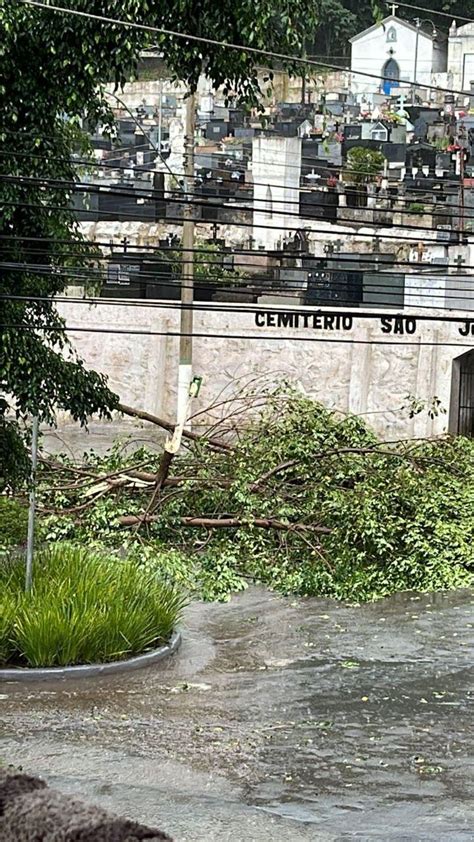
top-left (447, 21), bottom-right (474, 93)
top-left (350, 9), bottom-right (447, 101)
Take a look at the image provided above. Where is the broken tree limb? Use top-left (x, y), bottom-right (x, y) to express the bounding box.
top-left (117, 403), bottom-right (233, 452)
top-left (250, 459), bottom-right (299, 490)
top-left (146, 449), bottom-right (175, 515)
top-left (118, 514), bottom-right (332, 533)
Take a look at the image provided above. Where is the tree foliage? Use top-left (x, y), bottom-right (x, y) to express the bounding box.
top-left (311, 0), bottom-right (358, 58)
top-left (0, 0), bottom-right (316, 486)
top-left (346, 147), bottom-right (386, 185)
top-left (36, 390), bottom-right (474, 602)
top-left (164, 243), bottom-right (244, 286)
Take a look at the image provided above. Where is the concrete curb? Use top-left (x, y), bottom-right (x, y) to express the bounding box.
top-left (0, 630), bottom-right (181, 682)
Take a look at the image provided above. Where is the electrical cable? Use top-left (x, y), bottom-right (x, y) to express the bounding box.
top-left (17, 0), bottom-right (474, 99)
top-left (3, 235), bottom-right (474, 277)
top-left (2, 291), bottom-right (474, 321)
top-left (0, 146), bottom-right (468, 220)
top-left (2, 320), bottom-right (473, 349)
top-left (3, 259), bottom-right (474, 302)
top-left (1, 139), bottom-right (469, 202)
top-left (390, 2), bottom-right (474, 24)
top-left (3, 277), bottom-right (473, 316)
top-left (0, 169), bottom-right (468, 218)
top-left (2, 180), bottom-right (466, 234)
top-left (0, 233), bottom-right (464, 263)
top-left (5, 247), bottom-right (474, 283)
top-left (2, 194), bottom-right (470, 244)
top-left (1, 150), bottom-right (469, 235)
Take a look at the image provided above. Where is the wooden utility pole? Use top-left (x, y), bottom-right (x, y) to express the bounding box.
top-left (139, 97), bottom-right (198, 517)
top-left (177, 92), bottom-right (196, 423)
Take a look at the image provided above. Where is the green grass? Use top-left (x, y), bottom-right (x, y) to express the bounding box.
top-left (0, 544), bottom-right (185, 668)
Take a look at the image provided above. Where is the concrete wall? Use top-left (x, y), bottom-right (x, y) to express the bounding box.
top-left (252, 136), bottom-right (302, 251)
top-left (448, 22), bottom-right (474, 93)
top-left (109, 70), bottom-right (350, 115)
top-left (405, 273), bottom-right (474, 311)
top-left (56, 299), bottom-right (474, 441)
top-left (79, 220), bottom-right (252, 250)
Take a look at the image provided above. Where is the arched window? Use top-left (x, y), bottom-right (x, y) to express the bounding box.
top-left (382, 58), bottom-right (400, 95)
top-left (387, 26), bottom-right (397, 42)
top-left (264, 185), bottom-right (273, 219)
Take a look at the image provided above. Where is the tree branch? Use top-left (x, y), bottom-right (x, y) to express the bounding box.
top-left (118, 514), bottom-right (332, 533)
top-left (117, 403), bottom-right (233, 452)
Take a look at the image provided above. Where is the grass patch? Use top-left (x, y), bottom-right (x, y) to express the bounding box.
top-left (0, 544), bottom-right (185, 668)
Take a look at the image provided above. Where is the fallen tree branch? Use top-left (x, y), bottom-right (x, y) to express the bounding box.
top-left (118, 403), bottom-right (233, 452)
top-left (250, 459), bottom-right (299, 490)
top-left (118, 514), bottom-right (332, 533)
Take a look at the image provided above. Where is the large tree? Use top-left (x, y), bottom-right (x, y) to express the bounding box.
top-left (0, 0), bottom-right (317, 488)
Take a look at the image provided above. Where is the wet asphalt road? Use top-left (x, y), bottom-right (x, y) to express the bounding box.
top-left (0, 586), bottom-right (473, 841)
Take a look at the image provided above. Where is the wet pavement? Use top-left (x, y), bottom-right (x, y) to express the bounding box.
top-left (0, 586), bottom-right (473, 841)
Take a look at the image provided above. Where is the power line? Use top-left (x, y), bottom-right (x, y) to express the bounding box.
top-left (0, 249), bottom-right (474, 292)
top-left (0, 168), bottom-right (468, 218)
top-left (2, 291), bottom-right (474, 320)
top-left (2, 192), bottom-right (470, 244)
top-left (17, 0), bottom-right (474, 98)
top-left (4, 267), bottom-right (474, 310)
top-left (2, 320), bottom-right (473, 349)
top-left (3, 235), bottom-right (474, 277)
top-left (5, 248), bottom-right (474, 283)
top-left (390, 2), bottom-right (474, 23)
top-left (1, 129), bottom-right (470, 197)
top-left (1, 144), bottom-right (469, 210)
top-left (3, 176), bottom-right (464, 231)
top-left (103, 89), bottom-right (175, 182)
top-left (0, 233), bottom-right (464, 264)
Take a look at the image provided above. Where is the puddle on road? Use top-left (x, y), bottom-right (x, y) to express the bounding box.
top-left (1, 586), bottom-right (473, 841)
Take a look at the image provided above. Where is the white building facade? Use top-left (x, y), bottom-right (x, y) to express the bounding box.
top-left (447, 21), bottom-right (474, 94)
top-left (350, 14), bottom-right (447, 101)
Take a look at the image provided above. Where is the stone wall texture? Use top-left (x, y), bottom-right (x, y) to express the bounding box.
top-left (56, 299), bottom-right (473, 440)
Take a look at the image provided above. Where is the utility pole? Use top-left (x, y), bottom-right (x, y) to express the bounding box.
top-left (157, 79), bottom-right (163, 152)
top-left (411, 17), bottom-right (437, 105)
top-left (145, 94), bottom-right (198, 518)
top-left (459, 146), bottom-right (466, 241)
top-left (301, 74), bottom-right (306, 106)
top-left (177, 92), bottom-right (196, 423)
top-left (25, 415), bottom-right (39, 593)
top-left (412, 19), bottom-right (421, 105)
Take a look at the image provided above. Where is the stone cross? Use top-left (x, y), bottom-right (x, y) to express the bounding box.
top-left (390, 4), bottom-right (398, 15)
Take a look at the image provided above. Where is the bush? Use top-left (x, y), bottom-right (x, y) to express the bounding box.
top-left (37, 391), bottom-right (474, 603)
top-left (346, 147), bottom-right (386, 185)
top-left (0, 497), bottom-right (28, 549)
top-left (407, 202), bottom-right (426, 215)
top-left (0, 544), bottom-right (185, 668)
